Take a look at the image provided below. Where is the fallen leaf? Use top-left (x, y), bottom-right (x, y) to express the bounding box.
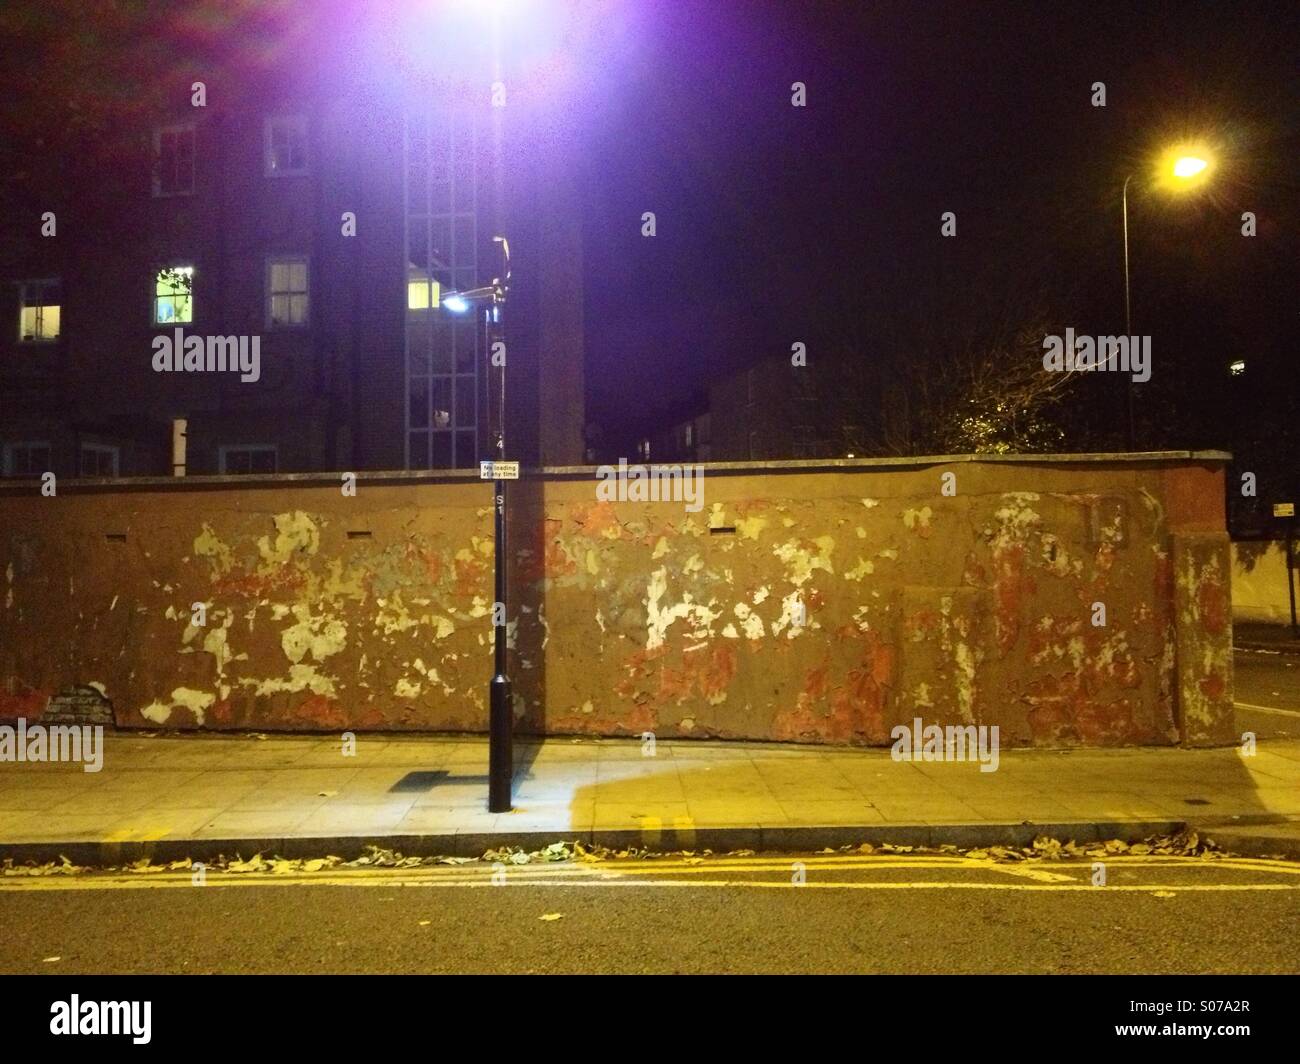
top-left (42, 957), bottom-right (61, 963)
top-left (539, 913), bottom-right (563, 921)
top-left (227, 853), bottom-right (266, 873)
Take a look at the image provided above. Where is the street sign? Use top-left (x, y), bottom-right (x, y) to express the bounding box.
top-left (479, 460), bottom-right (520, 480)
top-left (1274, 502), bottom-right (1295, 517)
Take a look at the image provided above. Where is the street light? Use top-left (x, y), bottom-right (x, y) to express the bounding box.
top-left (1120, 145), bottom-right (1216, 447)
top-left (1173, 155), bottom-right (1209, 179)
top-left (441, 235), bottom-right (514, 812)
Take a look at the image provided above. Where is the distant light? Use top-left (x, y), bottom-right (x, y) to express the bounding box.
top-left (1229, 359), bottom-right (1246, 376)
top-left (846, 453), bottom-right (856, 458)
top-left (1173, 155), bottom-right (1209, 179)
top-left (442, 293), bottom-right (471, 314)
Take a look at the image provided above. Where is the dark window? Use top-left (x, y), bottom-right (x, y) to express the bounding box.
top-left (3, 443), bottom-right (52, 477)
top-left (154, 125), bottom-right (195, 196)
top-left (220, 447), bottom-right (276, 474)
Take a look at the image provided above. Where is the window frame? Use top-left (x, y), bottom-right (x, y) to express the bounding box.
top-left (265, 255), bottom-right (310, 329)
top-left (152, 121), bottom-right (196, 198)
top-left (263, 115), bottom-right (310, 178)
top-left (79, 443), bottom-right (121, 478)
top-left (152, 264), bottom-right (195, 327)
top-left (16, 279), bottom-right (62, 344)
top-left (218, 444), bottom-right (278, 475)
top-left (2, 441), bottom-right (52, 477)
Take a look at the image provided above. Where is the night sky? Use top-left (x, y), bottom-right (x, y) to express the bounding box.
top-left (575, 0), bottom-right (1299, 444)
top-left (1, 0), bottom-right (1293, 457)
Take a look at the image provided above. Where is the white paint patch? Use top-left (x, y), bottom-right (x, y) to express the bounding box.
top-left (733, 602), bottom-right (765, 640)
top-left (844, 557), bottom-right (875, 581)
top-left (645, 566), bottom-right (722, 651)
top-left (280, 605), bottom-right (348, 664)
top-left (243, 663), bottom-right (337, 698)
top-left (902, 506), bottom-right (933, 533)
top-left (773, 537), bottom-right (834, 586)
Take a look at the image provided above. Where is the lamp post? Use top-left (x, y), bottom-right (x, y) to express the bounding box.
top-left (1121, 173), bottom-right (1135, 449)
top-left (1119, 149), bottom-right (1212, 450)
top-left (442, 235), bottom-right (513, 812)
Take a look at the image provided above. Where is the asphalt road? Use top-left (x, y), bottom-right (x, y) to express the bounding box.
top-left (1, 651), bottom-right (1295, 979)
top-left (1234, 649), bottom-right (1300, 740)
top-left (2, 852), bottom-right (1297, 974)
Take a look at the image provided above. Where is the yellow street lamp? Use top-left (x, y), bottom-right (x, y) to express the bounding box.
top-left (1173, 155), bottom-right (1209, 179)
top-left (1120, 142), bottom-right (1216, 446)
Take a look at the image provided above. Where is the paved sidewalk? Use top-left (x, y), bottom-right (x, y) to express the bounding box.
top-left (2, 733), bottom-right (1299, 863)
top-left (1235, 621), bottom-right (1300, 655)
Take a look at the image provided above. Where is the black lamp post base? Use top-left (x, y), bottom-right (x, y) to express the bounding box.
top-left (488, 674), bottom-right (513, 812)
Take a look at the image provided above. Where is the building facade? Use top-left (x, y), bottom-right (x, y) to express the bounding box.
top-left (1, 21), bottom-right (584, 479)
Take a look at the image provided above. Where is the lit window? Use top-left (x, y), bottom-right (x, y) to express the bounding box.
top-left (219, 446), bottom-right (277, 474)
top-left (3, 442), bottom-right (51, 477)
top-left (153, 124), bottom-right (195, 196)
top-left (1229, 359), bottom-right (1246, 376)
top-left (154, 266), bottom-right (194, 325)
top-left (267, 258), bottom-right (309, 326)
top-left (407, 265), bottom-right (441, 311)
top-left (265, 116), bottom-right (308, 176)
top-left (80, 444), bottom-right (119, 477)
top-left (18, 280), bottom-right (61, 342)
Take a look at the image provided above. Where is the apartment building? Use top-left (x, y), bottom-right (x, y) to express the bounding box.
top-left (1, 24), bottom-right (585, 478)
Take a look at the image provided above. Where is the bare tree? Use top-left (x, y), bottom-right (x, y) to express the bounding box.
top-left (854, 258), bottom-right (1086, 455)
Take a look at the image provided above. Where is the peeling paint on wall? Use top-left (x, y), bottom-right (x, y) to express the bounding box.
top-left (0, 461), bottom-right (1234, 746)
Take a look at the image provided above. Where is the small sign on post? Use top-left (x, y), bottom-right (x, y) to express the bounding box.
top-left (479, 460), bottom-right (520, 481)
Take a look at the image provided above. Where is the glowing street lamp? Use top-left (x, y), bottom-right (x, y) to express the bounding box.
top-left (1119, 143), bottom-right (1216, 447)
top-left (1172, 155), bottom-right (1209, 180)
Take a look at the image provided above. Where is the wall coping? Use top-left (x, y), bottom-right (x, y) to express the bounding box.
top-left (0, 450), bottom-right (1232, 495)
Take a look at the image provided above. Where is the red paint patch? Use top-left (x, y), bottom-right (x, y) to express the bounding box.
top-left (0, 687), bottom-right (49, 721)
top-left (569, 502), bottom-right (622, 539)
top-left (212, 565), bottom-right (306, 600)
top-left (1198, 670), bottom-right (1226, 701)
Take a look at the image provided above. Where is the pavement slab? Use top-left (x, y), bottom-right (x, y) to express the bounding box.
top-left (1, 732), bottom-right (1298, 864)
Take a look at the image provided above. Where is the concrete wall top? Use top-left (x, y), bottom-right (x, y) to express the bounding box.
top-left (0, 450), bottom-right (1233, 495)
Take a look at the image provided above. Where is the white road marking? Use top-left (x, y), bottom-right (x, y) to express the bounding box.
top-left (1234, 701), bottom-right (1300, 718)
